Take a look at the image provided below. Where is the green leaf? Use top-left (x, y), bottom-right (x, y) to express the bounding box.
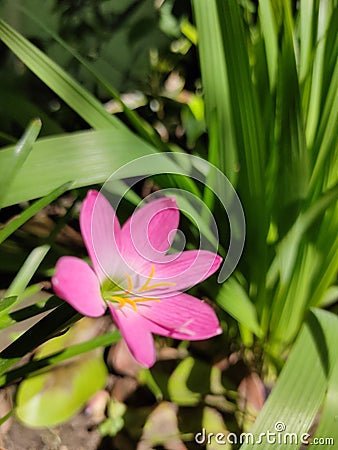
top-left (15, 353), bottom-right (106, 427)
top-left (0, 16), bottom-right (202, 205)
top-left (99, 399), bottom-right (126, 437)
top-left (0, 410), bottom-right (13, 426)
top-left (138, 369), bottom-right (163, 402)
top-left (268, 183), bottom-right (338, 345)
top-left (5, 245), bottom-right (50, 299)
top-left (258, 0), bottom-right (278, 90)
top-left (212, 0), bottom-right (268, 308)
top-left (309, 232), bottom-right (338, 309)
top-left (0, 18), bottom-right (123, 131)
top-left (0, 129), bottom-right (157, 207)
top-left (0, 303), bottom-right (80, 377)
top-left (0, 182), bottom-right (71, 244)
top-left (0, 296), bottom-right (17, 316)
top-left (0, 118), bottom-right (41, 207)
top-left (202, 407), bottom-right (229, 450)
top-left (273, 2), bottom-right (309, 227)
top-left (0, 296), bottom-right (62, 331)
top-left (240, 308), bottom-right (338, 449)
top-left (168, 357), bottom-right (211, 406)
top-left (216, 278), bottom-right (261, 337)
top-left (17, 4), bottom-right (167, 152)
top-left (15, 319), bottom-right (109, 427)
top-left (267, 182), bottom-right (338, 289)
top-left (192, 0), bottom-right (238, 184)
top-left (0, 330), bottom-right (120, 388)
top-left (298, 0), bottom-right (317, 84)
top-left (304, 0), bottom-right (334, 149)
top-left (309, 58), bottom-right (338, 194)
top-left (312, 357), bottom-right (338, 446)
top-left (214, 0), bottom-right (266, 209)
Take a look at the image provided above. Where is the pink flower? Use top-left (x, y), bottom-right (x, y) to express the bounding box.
top-left (52, 190), bottom-right (222, 367)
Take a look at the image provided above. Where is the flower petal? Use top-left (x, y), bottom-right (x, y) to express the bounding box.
top-left (109, 305), bottom-right (156, 368)
top-left (80, 190), bottom-right (123, 282)
top-left (52, 256), bottom-right (106, 317)
top-left (139, 293), bottom-right (222, 340)
top-left (121, 197), bottom-right (179, 270)
top-left (137, 250), bottom-right (222, 297)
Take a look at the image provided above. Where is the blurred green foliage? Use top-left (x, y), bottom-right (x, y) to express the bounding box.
top-left (0, 0), bottom-right (337, 448)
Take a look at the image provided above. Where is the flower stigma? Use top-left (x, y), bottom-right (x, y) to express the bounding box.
top-left (101, 264), bottom-right (175, 312)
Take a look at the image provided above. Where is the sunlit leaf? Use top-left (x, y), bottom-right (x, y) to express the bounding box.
top-left (0, 118), bottom-right (41, 207)
top-left (0, 129), bottom-right (157, 206)
top-left (240, 308), bottom-right (338, 449)
top-left (216, 278), bottom-right (261, 337)
top-left (0, 296), bottom-right (17, 316)
top-left (168, 357), bottom-right (211, 406)
top-left (0, 182), bottom-right (71, 244)
top-left (0, 303), bottom-right (79, 377)
top-left (15, 319), bottom-right (108, 427)
top-left (0, 18), bottom-right (122, 131)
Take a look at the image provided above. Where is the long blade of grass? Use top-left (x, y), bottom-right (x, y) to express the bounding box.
top-left (0, 131), bottom-right (200, 210)
top-left (273, 2), bottom-right (309, 230)
top-left (0, 129), bottom-right (157, 206)
top-left (0, 118), bottom-right (41, 207)
top-left (0, 297), bottom-right (17, 316)
top-left (308, 217), bottom-right (338, 308)
top-left (262, 179), bottom-right (337, 345)
top-left (16, 4), bottom-right (166, 152)
top-left (0, 182), bottom-right (71, 244)
top-left (0, 330), bottom-right (120, 387)
top-left (0, 297), bottom-right (62, 331)
top-left (312, 356), bottom-right (338, 446)
top-left (5, 245), bottom-right (50, 299)
top-left (216, 278), bottom-right (262, 337)
top-left (0, 17), bottom-right (201, 203)
top-left (299, 0), bottom-right (317, 83)
top-left (0, 18), bottom-right (123, 131)
top-left (270, 244), bottom-right (317, 346)
top-left (192, 0), bottom-right (238, 185)
top-left (0, 303), bottom-right (80, 377)
top-left (214, 0), bottom-right (266, 209)
top-left (212, 0), bottom-right (271, 316)
top-left (305, 0), bottom-right (333, 148)
top-left (0, 410), bottom-right (13, 426)
top-left (258, 0), bottom-right (279, 91)
top-left (267, 181), bottom-right (338, 289)
top-left (309, 58), bottom-right (338, 194)
top-left (240, 308), bottom-right (338, 449)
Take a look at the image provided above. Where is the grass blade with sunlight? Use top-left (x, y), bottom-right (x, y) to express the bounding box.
top-left (0, 119), bottom-right (41, 207)
top-left (240, 308), bottom-right (338, 449)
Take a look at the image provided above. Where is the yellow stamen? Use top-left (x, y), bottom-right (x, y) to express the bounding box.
top-left (138, 264), bottom-right (175, 292)
top-left (108, 265), bottom-right (175, 312)
top-left (139, 264), bottom-right (155, 291)
top-left (124, 273), bottom-right (134, 294)
top-left (111, 295), bottom-right (160, 312)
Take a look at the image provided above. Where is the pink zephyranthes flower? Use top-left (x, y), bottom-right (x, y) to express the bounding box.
top-left (52, 190), bottom-right (222, 367)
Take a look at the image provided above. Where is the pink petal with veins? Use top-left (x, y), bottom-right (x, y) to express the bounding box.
top-left (135, 251), bottom-right (222, 297)
top-left (52, 256), bottom-right (106, 317)
top-left (109, 305), bottom-right (156, 368)
top-left (121, 197), bottom-right (179, 269)
top-left (139, 293), bottom-right (222, 340)
top-left (80, 190), bottom-right (123, 282)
